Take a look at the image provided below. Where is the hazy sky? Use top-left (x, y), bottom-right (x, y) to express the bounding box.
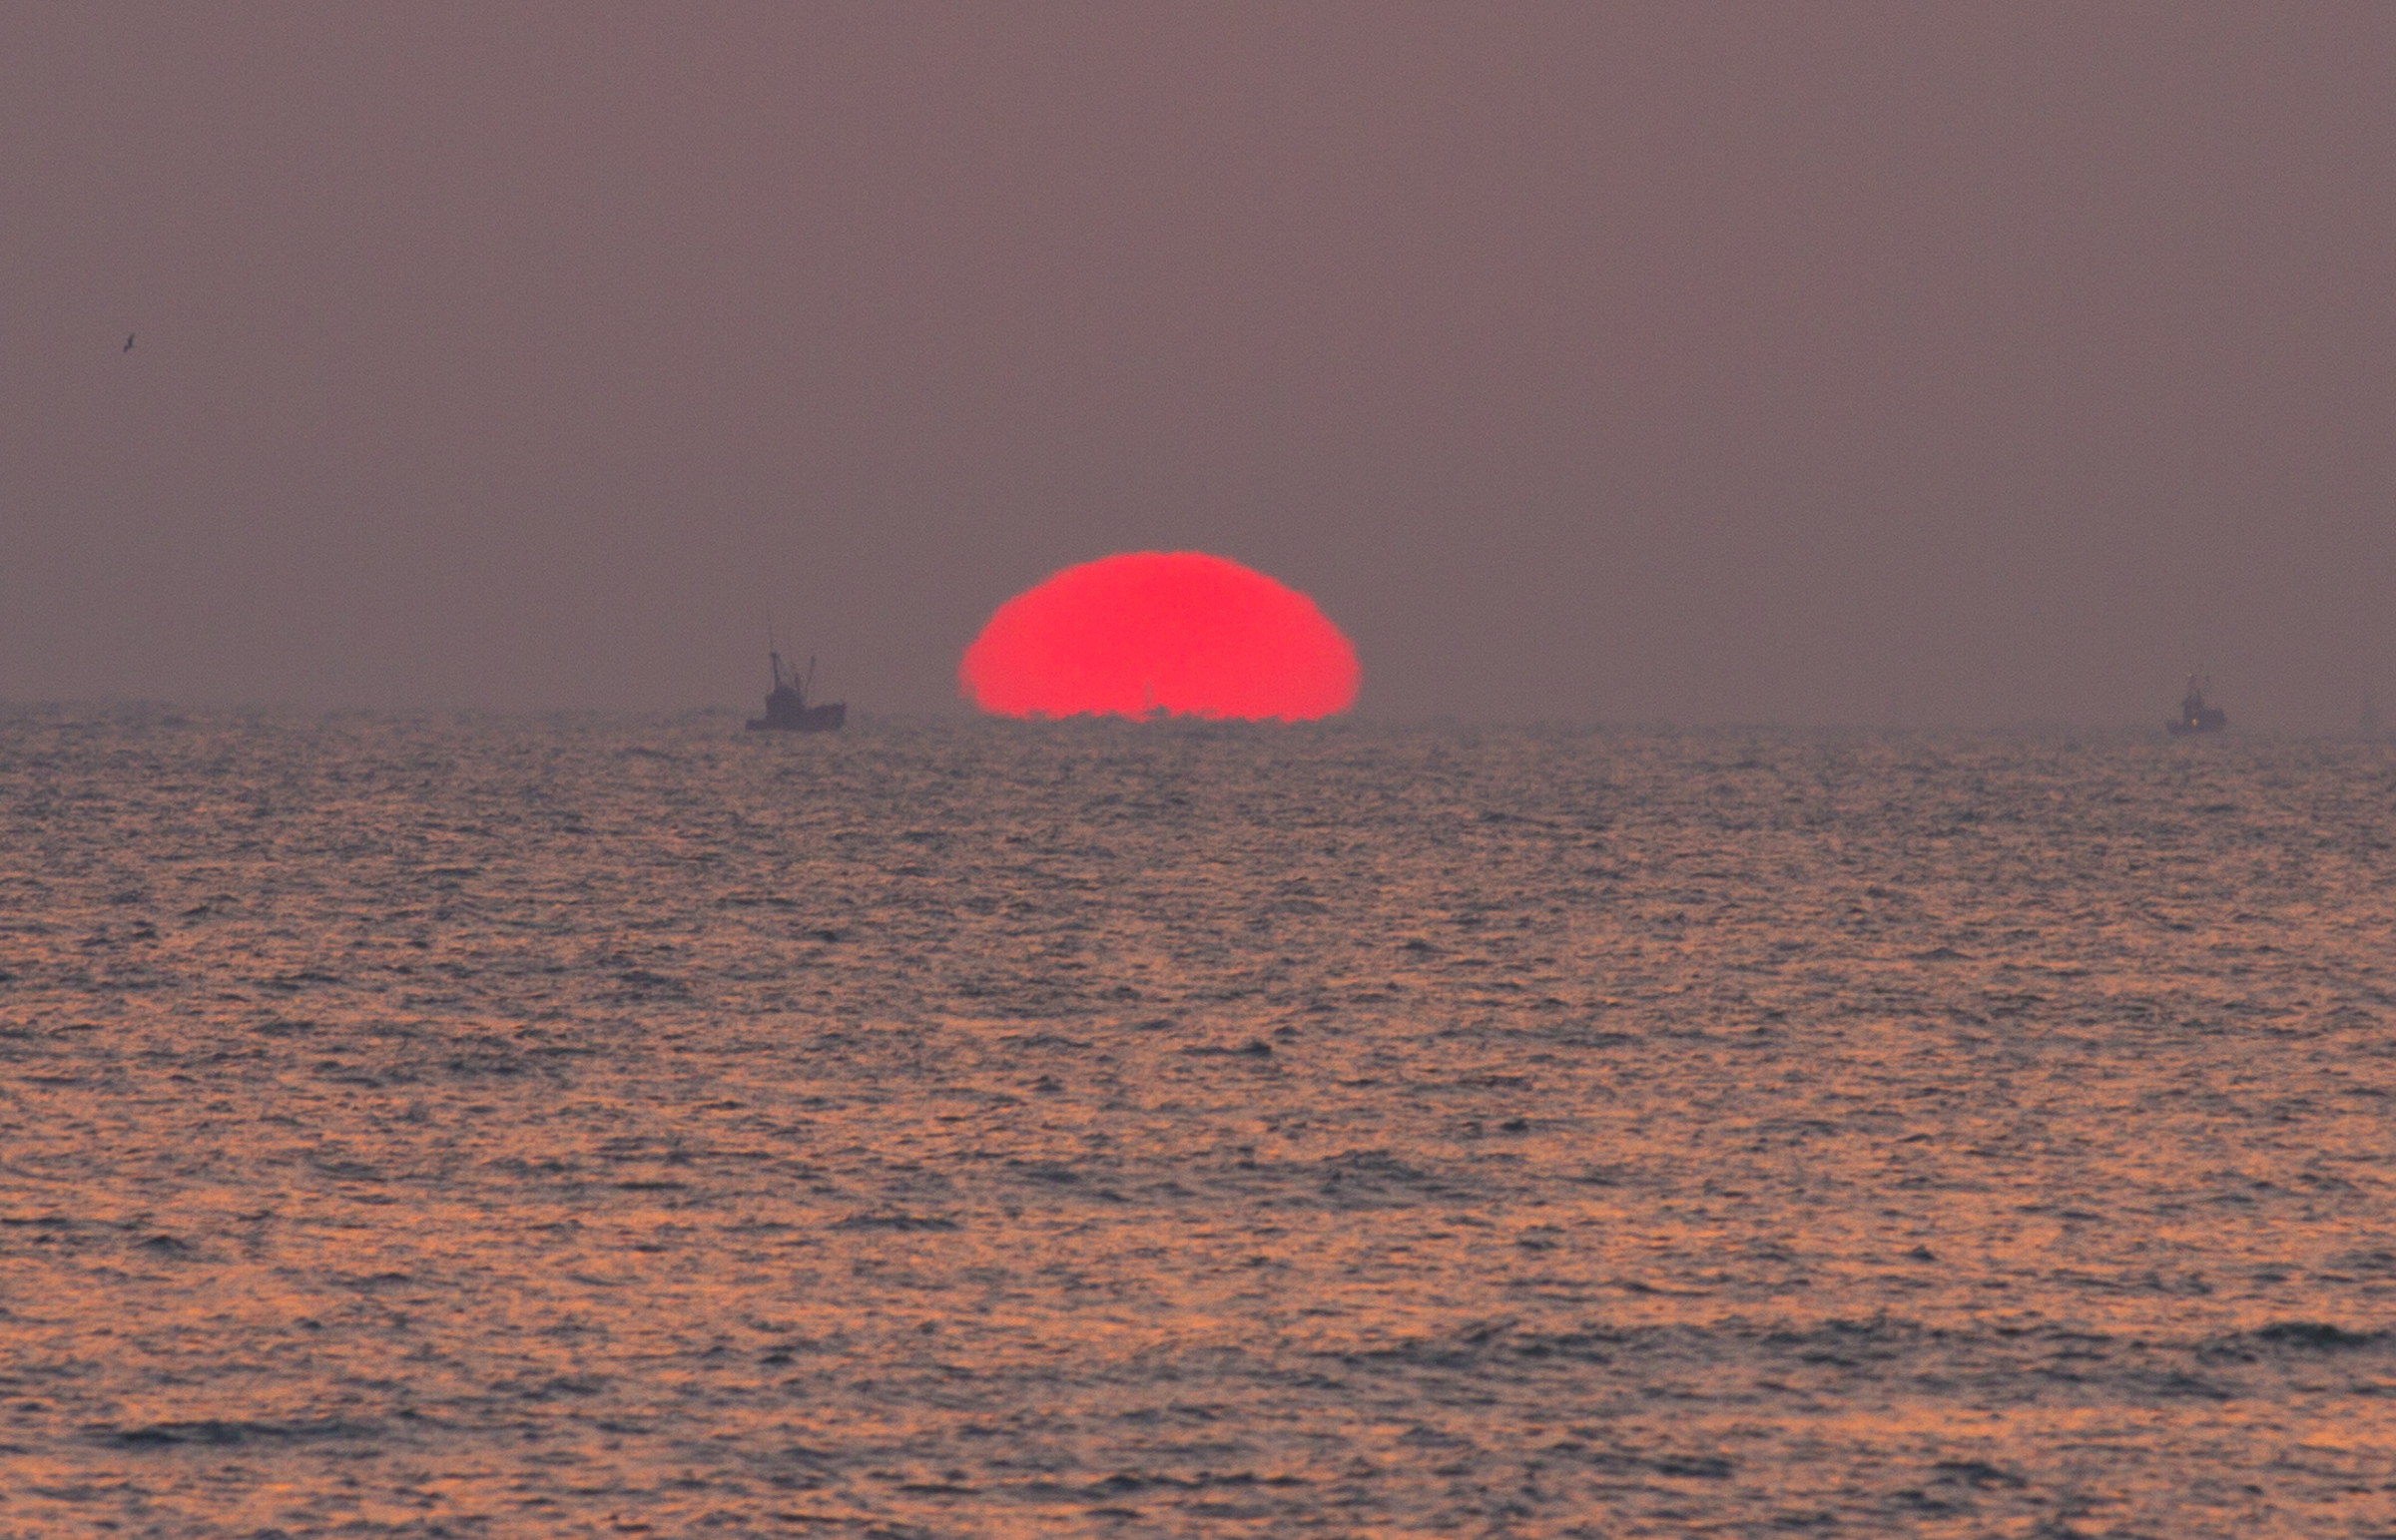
top-left (5, 3), bottom-right (2389, 727)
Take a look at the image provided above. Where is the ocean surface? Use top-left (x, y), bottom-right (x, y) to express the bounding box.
top-left (4, 709), bottom-right (2393, 1538)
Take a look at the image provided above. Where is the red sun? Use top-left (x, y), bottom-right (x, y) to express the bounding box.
top-left (960, 552), bottom-right (1362, 721)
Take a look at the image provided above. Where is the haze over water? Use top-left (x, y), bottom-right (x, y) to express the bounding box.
top-left (4, 711), bottom-right (2394, 1536)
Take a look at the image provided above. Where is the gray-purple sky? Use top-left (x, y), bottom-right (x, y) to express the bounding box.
top-left (5, 3), bottom-right (2390, 728)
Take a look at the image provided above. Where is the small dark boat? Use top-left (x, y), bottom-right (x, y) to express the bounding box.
top-left (746, 648), bottom-right (845, 733)
top-left (2165, 674), bottom-right (2226, 736)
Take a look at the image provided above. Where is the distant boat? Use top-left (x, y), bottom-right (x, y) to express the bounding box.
top-left (2165, 674), bottom-right (2226, 736)
top-left (746, 648), bottom-right (845, 733)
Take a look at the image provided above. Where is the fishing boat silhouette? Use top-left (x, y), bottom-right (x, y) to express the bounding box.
top-left (745, 643), bottom-right (845, 733)
top-left (2165, 674), bottom-right (2226, 736)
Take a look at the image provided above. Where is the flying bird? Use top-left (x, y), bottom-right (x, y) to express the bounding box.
top-left (124, 333), bottom-right (135, 351)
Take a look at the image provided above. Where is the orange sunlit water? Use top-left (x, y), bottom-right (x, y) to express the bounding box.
top-left (2, 715), bottom-right (2392, 1535)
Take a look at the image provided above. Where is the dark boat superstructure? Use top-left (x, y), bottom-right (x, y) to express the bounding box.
top-left (2165, 674), bottom-right (2226, 736)
top-left (746, 648), bottom-right (846, 733)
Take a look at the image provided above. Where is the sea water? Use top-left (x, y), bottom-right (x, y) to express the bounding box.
top-left (3, 710), bottom-right (2392, 1537)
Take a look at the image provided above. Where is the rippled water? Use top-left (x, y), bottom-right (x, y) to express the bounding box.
top-left (4, 710), bottom-right (2393, 1537)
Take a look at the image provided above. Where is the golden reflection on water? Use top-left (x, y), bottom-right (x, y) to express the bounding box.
top-left (2, 712), bottom-right (2392, 1535)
